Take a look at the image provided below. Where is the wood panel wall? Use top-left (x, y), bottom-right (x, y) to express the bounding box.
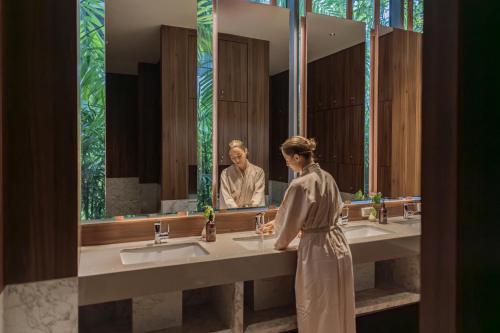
top-left (378, 29), bottom-right (422, 197)
top-left (3, 0), bottom-right (78, 283)
top-left (138, 63), bottom-right (161, 184)
top-left (106, 73), bottom-right (138, 178)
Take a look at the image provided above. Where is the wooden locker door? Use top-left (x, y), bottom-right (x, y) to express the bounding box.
top-left (218, 39), bottom-right (248, 102)
top-left (218, 101), bottom-right (248, 165)
top-left (338, 163), bottom-right (353, 193)
top-left (316, 57), bottom-right (329, 110)
top-left (330, 51), bottom-right (345, 108)
top-left (339, 107), bottom-right (352, 164)
top-left (351, 105), bottom-right (365, 164)
top-left (331, 108), bottom-right (342, 166)
top-left (352, 164), bottom-right (364, 194)
top-left (346, 43), bottom-right (365, 106)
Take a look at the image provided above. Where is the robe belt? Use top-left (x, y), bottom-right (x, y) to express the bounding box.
top-left (301, 225), bottom-right (339, 234)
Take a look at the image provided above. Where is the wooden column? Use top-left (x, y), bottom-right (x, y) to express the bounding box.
top-left (3, 0), bottom-right (78, 283)
top-left (422, 0), bottom-right (500, 332)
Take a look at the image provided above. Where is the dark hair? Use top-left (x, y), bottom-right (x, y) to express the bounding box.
top-left (280, 136), bottom-right (317, 160)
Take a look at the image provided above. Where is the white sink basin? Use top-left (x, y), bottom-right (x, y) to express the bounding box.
top-left (120, 242), bottom-right (209, 265)
top-left (234, 226), bottom-right (392, 251)
top-left (342, 225), bottom-right (391, 239)
top-left (233, 235), bottom-right (300, 251)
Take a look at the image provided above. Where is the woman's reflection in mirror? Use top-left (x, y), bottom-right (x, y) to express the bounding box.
top-left (219, 140), bottom-right (265, 209)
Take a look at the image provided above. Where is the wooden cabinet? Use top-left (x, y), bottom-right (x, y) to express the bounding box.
top-left (218, 39), bottom-right (248, 102)
top-left (345, 43), bottom-right (365, 106)
top-left (329, 51), bottom-right (345, 108)
top-left (377, 29), bottom-right (422, 197)
top-left (217, 101), bottom-right (248, 165)
top-left (338, 163), bottom-right (364, 194)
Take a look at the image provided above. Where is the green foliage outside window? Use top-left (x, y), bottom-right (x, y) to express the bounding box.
top-left (413, 0), bottom-right (423, 32)
top-left (313, 0), bottom-right (346, 18)
top-left (80, 0), bottom-right (105, 220)
top-left (197, 0), bottom-right (215, 210)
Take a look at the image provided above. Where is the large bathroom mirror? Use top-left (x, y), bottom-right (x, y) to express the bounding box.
top-left (215, 0), bottom-right (290, 210)
top-left (377, 26), bottom-right (422, 198)
top-left (306, 13), bottom-right (366, 201)
top-left (100, 0), bottom-right (199, 220)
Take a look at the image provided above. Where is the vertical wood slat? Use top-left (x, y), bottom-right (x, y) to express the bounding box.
top-left (420, 0), bottom-right (458, 330)
top-left (3, 0), bottom-right (78, 283)
top-left (161, 26), bottom-right (190, 200)
top-left (0, 0), bottom-right (4, 292)
top-left (369, 0), bottom-right (380, 193)
top-left (300, 16), bottom-right (307, 136)
top-left (347, 0), bottom-right (353, 19)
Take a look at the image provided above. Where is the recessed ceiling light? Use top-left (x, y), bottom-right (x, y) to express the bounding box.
top-left (329, 32), bottom-right (336, 37)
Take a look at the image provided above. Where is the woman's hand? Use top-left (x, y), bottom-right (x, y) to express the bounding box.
top-left (260, 220), bottom-right (275, 234)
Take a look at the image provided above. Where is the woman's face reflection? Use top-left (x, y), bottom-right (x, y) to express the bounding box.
top-left (229, 147), bottom-right (248, 170)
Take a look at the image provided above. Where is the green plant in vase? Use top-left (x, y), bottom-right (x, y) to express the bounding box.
top-left (368, 192), bottom-right (383, 221)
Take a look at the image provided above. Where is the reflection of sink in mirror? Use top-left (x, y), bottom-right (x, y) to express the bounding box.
top-left (394, 219), bottom-right (421, 231)
top-left (342, 225), bottom-right (392, 239)
top-left (233, 235), bottom-right (300, 251)
top-left (120, 243), bottom-right (209, 265)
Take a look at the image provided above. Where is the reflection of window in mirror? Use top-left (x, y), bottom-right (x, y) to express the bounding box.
top-left (217, 0), bottom-right (290, 209)
top-left (219, 140), bottom-right (266, 209)
top-left (97, 0), bottom-right (198, 220)
top-left (306, 13), bottom-right (366, 200)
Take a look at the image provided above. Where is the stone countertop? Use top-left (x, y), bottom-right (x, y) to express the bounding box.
top-left (79, 216), bottom-right (420, 305)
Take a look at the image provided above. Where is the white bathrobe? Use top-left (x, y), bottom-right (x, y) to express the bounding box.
top-left (274, 163), bottom-right (356, 333)
top-left (219, 162), bottom-right (265, 209)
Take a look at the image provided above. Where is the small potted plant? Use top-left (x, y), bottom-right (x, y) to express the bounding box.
top-left (368, 192), bottom-right (383, 221)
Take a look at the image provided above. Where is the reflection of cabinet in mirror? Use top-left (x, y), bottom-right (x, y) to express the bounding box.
top-left (161, 25), bottom-right (198, 200)
top-left (377, 29), bottom-right (422, 197)
top-left (307, 43), bottom-right (365, 194)
top-left (217, 34), bottom-right (269, 190)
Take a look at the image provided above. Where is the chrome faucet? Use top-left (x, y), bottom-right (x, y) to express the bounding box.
top-left (403, 203), bottom-right (421, 219)
top-left (154, 222), bottom-right (169, 244)
top-left (340, 206), bottom-right (349, 225)
top-left (255, 212), bottom-right (266, 232)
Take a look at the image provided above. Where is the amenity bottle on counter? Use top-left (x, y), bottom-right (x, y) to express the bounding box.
top-left (206, 212), bottom-right (216, 242)
top-left (378, 200), bottom-right (388, 224)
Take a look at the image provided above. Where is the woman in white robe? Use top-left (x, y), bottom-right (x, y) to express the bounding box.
top-left (219, 140), bottom-right (266, 209)
top-left (261, 136), bottom-right (356, 333)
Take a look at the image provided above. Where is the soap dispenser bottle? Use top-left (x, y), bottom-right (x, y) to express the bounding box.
top-left (206, 212), bottom-right (216, 242)
top-left (378, 200), bottom-right (388, 224)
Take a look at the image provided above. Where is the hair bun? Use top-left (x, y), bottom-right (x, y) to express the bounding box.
top-left (307, 138), bottom-right (317, 152)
